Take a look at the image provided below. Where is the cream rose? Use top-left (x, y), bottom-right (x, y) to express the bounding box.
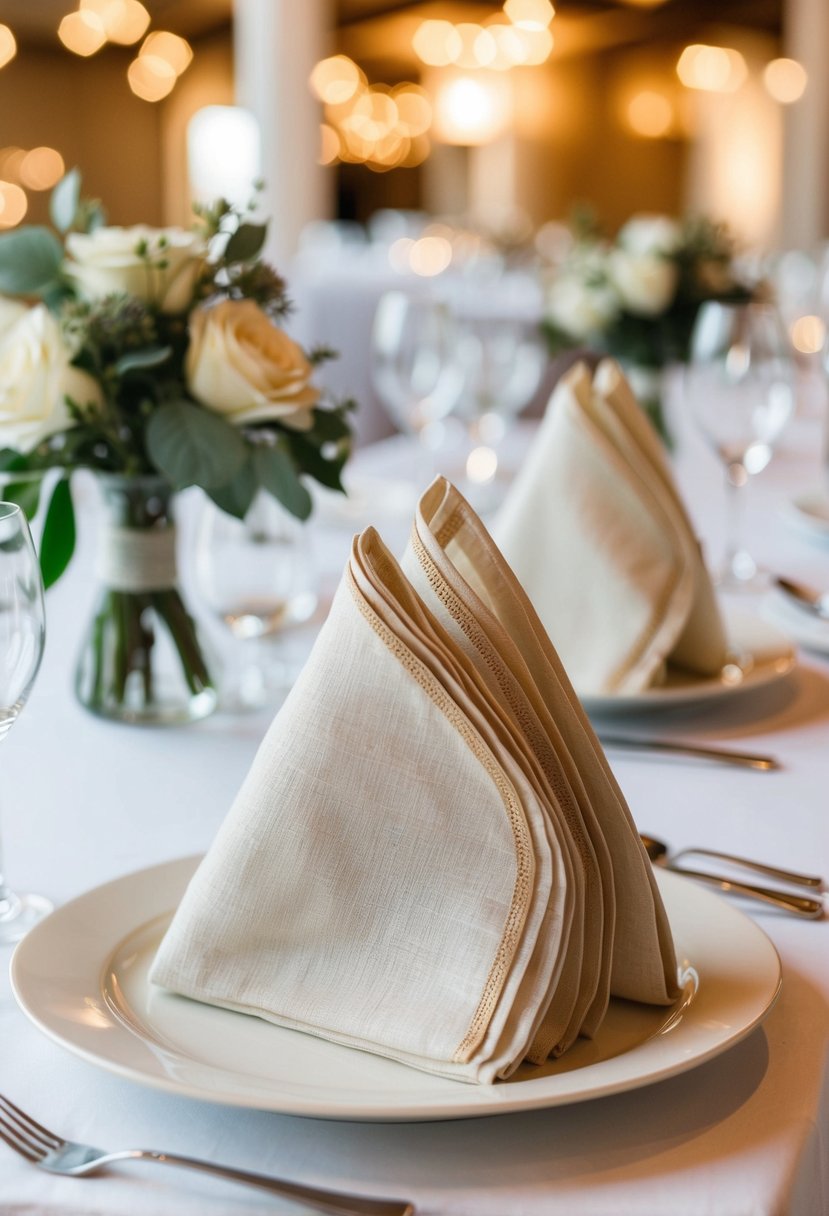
top-left (65, 224), bottom-right (204, 314)
top-left (608, 249), bottom-right (678, 316)
top-left (546, 271), bottom-right (619, 340)
top-left (0, 306), bottom-right (103, 453)
top-left (617, 215), bottom-right (681, 258)
top-left (185, 300), bottom-right (319, 431)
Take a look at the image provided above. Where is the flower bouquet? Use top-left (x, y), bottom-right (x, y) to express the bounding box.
top-left (541, 211), bottom-right (755, 439)
top-left (0, 170), bottom-right (353, 723)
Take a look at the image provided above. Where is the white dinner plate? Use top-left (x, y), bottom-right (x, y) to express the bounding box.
top-left (762, 590), bottom-right (829, 658)
top-left (781, 491), bottom-right (829, 543)
top-left (581, 610), bottom-right (795, 716)
top-left (11, 856), bottom-right (781, 1122)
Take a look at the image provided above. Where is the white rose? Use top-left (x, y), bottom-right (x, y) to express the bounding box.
top-left (65, 224), bottom-right (205, 314)
top-left (617, 214), bottom-right (681, 257)
top-left (546, 272), bottom-right (619, 340)
top-left (608, 249), bottom-right (678, 316)
top-left (186, 300), bottom-right (319, 430)
top-left (0, 306), bottom-right (103, 453)
top-left (0, 296), bottom-right (27, 336)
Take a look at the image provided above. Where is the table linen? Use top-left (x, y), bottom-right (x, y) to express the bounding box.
top-left (2, 388), bottom-right (829, 1215)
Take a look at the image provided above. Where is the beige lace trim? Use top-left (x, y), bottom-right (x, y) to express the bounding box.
top-left (347, 568), bottom-right (534, 1063)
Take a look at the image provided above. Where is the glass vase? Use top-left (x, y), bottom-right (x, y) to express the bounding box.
top-left (619, 361), bottom-right (671, 446)
top-left (75, 474), bottom-right (218, 725)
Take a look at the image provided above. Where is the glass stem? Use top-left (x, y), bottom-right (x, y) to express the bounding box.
top-left (724, 460), bottom-right (755, 582)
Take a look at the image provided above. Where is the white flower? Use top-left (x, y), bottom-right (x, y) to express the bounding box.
top-left (617, 214), bottom-right (681, 258)
top-left (0, 306), bottom-right (103, 453)
top-left (608, 249), bottom-right (678, 316)
top-left (65, 224), bottom-right (205, 314)
top-left (546, 269), bottom-right (619, 340)
top-left (0, 296), bottom-right (27, 336)
top-left (186, 299), bottom-right (319, 430)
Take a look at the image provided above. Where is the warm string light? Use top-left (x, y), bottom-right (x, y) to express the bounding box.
top-left (56, 3), bottom-right (191, 103)
top-left (413, 1), bottom-right (554, 72)
top-left (0, 24), bottom-right (17, 69)
top-left (128, 32), bottom-right (192, 101)
top-left (0, 146), bottom-right (66, 228)
top-left (310, 57), bottom-right (432, 171)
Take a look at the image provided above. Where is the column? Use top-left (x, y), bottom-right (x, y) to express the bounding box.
top-left (781, 0), bottom-right (829, 248)
top-left (233, 0), bottom-right (334, 267)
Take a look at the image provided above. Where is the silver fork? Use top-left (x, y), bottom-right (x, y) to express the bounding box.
top-left (0, 1093), bottom-right (414, 1216)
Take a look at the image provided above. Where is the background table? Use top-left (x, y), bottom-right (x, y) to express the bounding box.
top-left (2, 378), bottom-right (829, 1216)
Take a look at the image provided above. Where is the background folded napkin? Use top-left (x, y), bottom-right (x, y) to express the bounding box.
top-left (493, 359), bottom-right (728, 695)
top-left (151, 478), bottom-right (679, 1083)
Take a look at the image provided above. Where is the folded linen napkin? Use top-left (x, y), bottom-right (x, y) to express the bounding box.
top-left (493, 359), bottom-right (728, 695)
top-left (151, 480), bottom-right (679, 1083)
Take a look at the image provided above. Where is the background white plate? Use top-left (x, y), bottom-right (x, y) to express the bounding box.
top-left (781, 492), bottom-right (829, 543)
top-left (582, 610), bottom-right (795, 716)
top-left (11, 856), bottom-right (781, 1122)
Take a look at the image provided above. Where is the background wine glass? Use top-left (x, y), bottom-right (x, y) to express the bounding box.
top-left (0, 501), bottom-right (50, 944)
top-left (685, 300), bottom-right (795, 589)
top-left (370, 290), bottom-right (464, 485)
top-left (194, 492), bottom-right (318, 711)
top-left (448, 312), bottom-right (547, 511)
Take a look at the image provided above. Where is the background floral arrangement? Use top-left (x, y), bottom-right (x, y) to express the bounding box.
top-left (541, 209), bottom-right (756, 373)
top-left (0, 170), bottom-right (353, 588)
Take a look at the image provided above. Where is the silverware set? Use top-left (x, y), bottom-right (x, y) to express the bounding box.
top-left (641, 833), bottom-right (825, 919)
top-left (0, 1093), bottom-right (413, 1216)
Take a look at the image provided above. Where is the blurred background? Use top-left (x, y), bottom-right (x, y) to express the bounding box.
top-left (0, 0), bottom-right (826, 445)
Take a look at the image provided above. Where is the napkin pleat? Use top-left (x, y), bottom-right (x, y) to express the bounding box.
top-left (152, 472), bottom-right (680, 1085)
top-left (493, 359), bottom-right (728, 694)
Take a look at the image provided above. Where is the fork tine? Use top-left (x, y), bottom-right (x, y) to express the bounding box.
top-left (0, 1113), bottom-right (43, 1162)
top-left (0, 1095), bottom-right (62, 1150)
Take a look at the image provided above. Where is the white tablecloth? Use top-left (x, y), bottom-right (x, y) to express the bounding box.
top-left (3, 389), bottom-right (829, 1216)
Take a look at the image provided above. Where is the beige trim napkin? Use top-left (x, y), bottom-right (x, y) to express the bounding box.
top-left (493, 358), bottom-right (728, 695)
top-left (151, 478), bottom-right (679, 1083)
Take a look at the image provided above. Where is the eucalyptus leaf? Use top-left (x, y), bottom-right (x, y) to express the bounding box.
top-left (207, 457), bottom-right (257, 520)
top-left (253, 444), bottom-right (312, 520)
top-left (224, 222), bottom-right (267, 263)
top-left (2, 477), bottom-right (42, 520)
top-left (50, 168), bottom-right (81, 233)
top-left (0, 227), bottom-right (64, 295)
top-left (114, 346), bottom-right (173, 377)
top-left (146, 402), bottom-right (247, 491)
top-left (39, 477), bottom-right (76, 590)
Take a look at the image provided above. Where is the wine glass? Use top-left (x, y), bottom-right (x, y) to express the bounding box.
top-left (0, 502), bottom-right (50, 944)
top-left (685, 300), bottom-right (795, 589)
top-left (370, 290), bottom-right (465, 483)
top-left (194, 492), bottom-right (318, 711)
top-left (449, 312), bottom-right (546, 510)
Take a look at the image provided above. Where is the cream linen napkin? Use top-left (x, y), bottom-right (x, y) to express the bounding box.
top-left (493, 358), bottom-right (728, 695)
top-left (151, 483), bottom-right (679, 1083)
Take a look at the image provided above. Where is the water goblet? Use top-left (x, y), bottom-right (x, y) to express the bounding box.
top-left (685, 300), bottom-right (795, 590)
top-left (194, 492), bottom-right (318, 711)
top-left (370, 290), bottom-right (464, 484)
top-left (0, 502), bottom-right (51, 945)
top-left (449, 312), bottom-right (546, 511)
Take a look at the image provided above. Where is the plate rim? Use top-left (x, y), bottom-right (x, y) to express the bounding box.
top-left (10, 855), bottom-right (782, 1122)
top-left (581, 609), bottom-right (796, 715)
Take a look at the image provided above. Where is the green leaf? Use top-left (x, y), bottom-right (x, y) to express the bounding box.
top-left (284, 431), bottom-right (348, 492)
top-left (39, 477), bottom-right (76, 590)
top-left (114, 346), bottom-right (173, 377)
top-left (50, 168), bottom-right (81, 233)
top-left (207, 457), bottom-right (257, 520)
top-left (253, 444), bottom-right (312, 520)
top-left (0, 227), bottom-right (64, 295)
top-left (146, 402), bottom-right (247, 491)
top-left (224, 222), bottom-right (267, 263)
top-left (3, 477), bottom-right (41, 520)
top-left (0, 448), bottom-right (27, 473)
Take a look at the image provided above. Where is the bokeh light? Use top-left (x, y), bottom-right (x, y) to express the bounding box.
top-left (503, 0), bottom-right (555, 31)
top-left (128, 53), bottom-right (176, 101)
top-left (409, 236), bottom-right (453, 276)
top-left (626, 90), bottom-right (673, 138)
top-left (790, 315), bottom-right (825, 355)
top-left (0, 181), bottom-right (28, 228)
top-left (413, 20), bottom-right (462, 68)
top-left (19, 147), bottom-right (66, 191)
top-left (763, 58), bottom-right (808, 104)
top-left (58, 10), bottom-right (106, 56)
top-left (310, 55), bottom-right (364, 104)
top-left (0, 24), bottom-right (17, 70)
top-left (141, 30), bottom-right (193, 76)
top-left (676, 44), bottom-right (747, 93)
